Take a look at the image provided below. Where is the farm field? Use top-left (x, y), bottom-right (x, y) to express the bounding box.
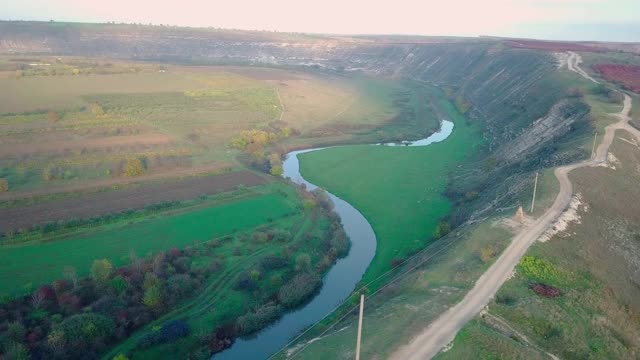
top-left (0, 170), bottom-right (266, 233)
top-left (0, 183), bottom-right (297, 295)
top-left (298, 85), bottom-right (482, 283)
top-left (0, 56), bottom-right (428, 196)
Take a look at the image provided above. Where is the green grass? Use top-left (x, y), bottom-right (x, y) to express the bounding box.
top-left (0, 184), bottom-right (297, 295)
top-left (298, 85), bottom-right (482, 283)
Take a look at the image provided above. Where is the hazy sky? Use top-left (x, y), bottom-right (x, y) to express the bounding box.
top-left (3, 0), bottom-right (640, 41)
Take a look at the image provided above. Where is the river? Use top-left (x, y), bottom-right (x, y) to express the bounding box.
top-left (214, 120), bottom-right (454, 359)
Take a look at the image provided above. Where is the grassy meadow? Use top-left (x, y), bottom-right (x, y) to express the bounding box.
top-left (298, 85), bottom-right (482, 283)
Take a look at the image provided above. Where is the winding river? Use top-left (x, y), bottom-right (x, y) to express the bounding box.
top-left (214, 120), bottom-right (454, 359)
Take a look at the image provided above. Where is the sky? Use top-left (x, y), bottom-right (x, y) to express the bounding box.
top-left (2, 0), bottom-right (640, 42)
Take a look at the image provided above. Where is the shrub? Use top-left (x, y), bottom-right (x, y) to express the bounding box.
top-left (137, 320), bottom-right (189, 348)
top-left (278, 273), bottom-right (321, 308)
top-left (91, 259), bottom-right (113, 284)
top-left (4, 342), bottom-right (29, 360)
top-left (167, 274), bottom-right (195, 301)
top-left (58, 313), bottom-right (115, 342)
top-left (465, 191), bottom-right (478, 201)
top-left (517, 256), bottom-right (561, 283)
top-left (433, 220), bottom-right (451, 239)
top-left (530, 283), bottom-right (561, 298)
top-left (259, 255), bottom-right (289, 271)
top-left (234, 272), bottom-right (258, 292)
top-left (123, 158), bottom-right (146, 177)
top-left (330, 230), bottom-right (350, 257)
top-left (495, 293), bottom-right (517, 306)
top-left (6, 322), bottom-right (26, 342)
top-left (294, 253), bottom-right (311, 272)
top-left (0, 178), bottom-right (8, 192)
top-left (110, 276), bottom-right (128, 296)
top-left (479, 246), bottom-right (497, 263)
top-left (236, 304), bottom-right (283, 335)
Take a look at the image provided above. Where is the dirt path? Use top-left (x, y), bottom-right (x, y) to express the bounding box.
top-left (567, 51), bottom-right (599, 83)
top-left (391, 94), bottom-right (632, 360)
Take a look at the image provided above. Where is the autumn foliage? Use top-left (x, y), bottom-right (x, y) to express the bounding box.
top-left (593, 64), bottom-right (640, 93)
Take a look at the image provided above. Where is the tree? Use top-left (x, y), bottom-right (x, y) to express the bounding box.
top-left (295, 253), bottom-right (311, 273)
top-left (143, 273), bottom-right (162, 309)
top-left (110, 275), bottom-right (128, 296)
top-left (113, 355), bottom-right (130, 360)
top-left (90, 103), bottom-right (105, 116)
top-left (143, 284), bottom-right (162, 309)
top-left (269, 153), bottom-right (283, 176)
top-left (63, 266), bottom-right (78, 288)
top-left (31, 289), bottom-right (46, 309)
top-left (91, 259), bottom-right (113, 284)
top-left (0, 178), bottom-right (8, 192)
top-left (123, 158), bottom-right (146, 177)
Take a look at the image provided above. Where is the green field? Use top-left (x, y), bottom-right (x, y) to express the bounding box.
top-left (0, 184), bottom-right (296, 295)
top-left (299, 85), bottom-right (482, 282)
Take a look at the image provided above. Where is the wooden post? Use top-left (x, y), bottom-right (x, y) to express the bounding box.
top-left (591, 132), bottom-right (598, 159)
top-left (355, 295), bottom-right (365, 360)
top-left (530, 171), bottom-right (538, 214)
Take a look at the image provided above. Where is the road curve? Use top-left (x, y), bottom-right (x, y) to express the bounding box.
top-left (391, 94), bottom-right (632, 360)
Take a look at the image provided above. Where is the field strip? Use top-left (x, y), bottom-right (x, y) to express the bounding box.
top-left (0, 163), bottom-right (235, 202)
top-left (0, 170), bottom-right (266, 232)
top-left (391, 94), bottom-right (632, 359)
top-left (0, 133), bottom-right (173, 158)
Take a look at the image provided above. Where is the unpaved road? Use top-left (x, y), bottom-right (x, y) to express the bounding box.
top-left (567, 51), bottom-right (599, 83)
top-left (391, 94), bottom-right (632, 360)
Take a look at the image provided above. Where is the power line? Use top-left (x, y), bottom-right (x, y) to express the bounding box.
top-left (274, 232), bottom-right (464, 359)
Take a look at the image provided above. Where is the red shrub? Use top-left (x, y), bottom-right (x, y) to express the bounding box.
top-left (530, 283), bottom-right (561, 298)
top-left (52, 279), bottom-right (70, 294)
top-left (593, 64), bottom-right (640, 93)
top-left (35, 285), bottom-right (56, 300)
top-left (170, 248), bottom-right (181, 258)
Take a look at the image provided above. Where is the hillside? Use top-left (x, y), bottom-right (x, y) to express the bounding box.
top-left (2, 21), bottom-right (639, 359)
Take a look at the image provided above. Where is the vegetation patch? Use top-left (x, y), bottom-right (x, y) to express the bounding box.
top-left (593, 64), bottom-right (640, 93)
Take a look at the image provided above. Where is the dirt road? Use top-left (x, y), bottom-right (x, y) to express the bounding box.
top-left (391, 94), bottom-right (632, 360)
top-left (567, 51), bottom-right (599, 83)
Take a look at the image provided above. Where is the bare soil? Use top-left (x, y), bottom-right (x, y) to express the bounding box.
top-left (0, 170), bottom-right (266, 233)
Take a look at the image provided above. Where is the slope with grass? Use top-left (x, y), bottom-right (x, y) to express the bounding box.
top-left (438, 130), bottom-right (640, 359)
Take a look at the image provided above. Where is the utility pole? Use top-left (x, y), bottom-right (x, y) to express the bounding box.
top-left (530, 171), bottom-right (538, 214)
top-left (355, 295), bottom-right (365, 360)
top-left (591, 132), bottom-right (598, 159)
